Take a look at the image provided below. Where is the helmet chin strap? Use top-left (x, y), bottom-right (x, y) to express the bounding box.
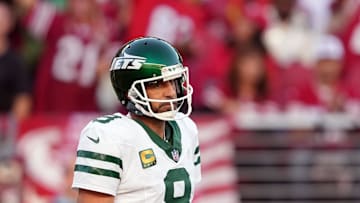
top-left (126, 101), bottom-right (145, 116)
top-left (134, 103), bottom-right (154, 118)
top-left (134, 102), bottom-right (178, 121)
top-left (153, 111), bottom-right (177, 120)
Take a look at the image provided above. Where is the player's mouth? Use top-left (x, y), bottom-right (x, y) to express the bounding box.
top-left (158, 102), bottom-right (177, 111)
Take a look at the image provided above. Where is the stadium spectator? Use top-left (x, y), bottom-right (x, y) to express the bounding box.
top-left (262, 0), bottom-right (317, 107)
top-left (225, 0), bottom-right (267, 53)
top-left (15, 0), bottom-right (117, 113)
top-left (262, 0), bottom-right (316, 67)
top-left (126, 0), bottom-right (235, 111)
top-left (263, 0), bottom-right (314, 68)
top-left (287, 35), bottom-right (357, 112)
top-left (0, 2), bottom-right (26, 202)
top-left (127, 0), bottom-right (204, 58)
top-left (332, 1), bottom-right (360, 99)
top-left (0, 1), bottom-right (31, 121)
top-left (204, 47), bottom-right (276, 114)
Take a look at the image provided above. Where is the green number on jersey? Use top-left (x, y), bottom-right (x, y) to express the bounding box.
top-left (93, 115), bottom-right (121, 124)
top-left (164, 168), bottom-right (191, 203)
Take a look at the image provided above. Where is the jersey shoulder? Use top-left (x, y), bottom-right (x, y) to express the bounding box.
top-left (80, 113), bottom-right (139, 144)
top-left (175, 113), bottom-right (198, 137)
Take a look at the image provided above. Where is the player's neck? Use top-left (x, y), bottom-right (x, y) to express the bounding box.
top-left (131, 114), bottom-right (166, 139)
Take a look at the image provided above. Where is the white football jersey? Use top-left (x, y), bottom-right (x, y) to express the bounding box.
top-left (72, 113), bottom-right (201, 203)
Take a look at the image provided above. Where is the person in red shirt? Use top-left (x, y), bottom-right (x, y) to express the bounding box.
top-left (16, 0), bottom-right (116, 113)
top-left (127, 0), bottom-right (233, 110)
top-left (204, 46), bottom-right (277, 114)
top-left (332, 2), bottom-right (360, 100)
top-left (288, 35), bottom-right (354, 112)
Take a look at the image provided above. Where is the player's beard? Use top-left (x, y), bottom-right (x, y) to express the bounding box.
top-left (151, 101), bottom-right (178, 113)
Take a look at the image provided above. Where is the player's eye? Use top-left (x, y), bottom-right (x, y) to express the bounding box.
top-left (146, 79), bottom-right (162, 88)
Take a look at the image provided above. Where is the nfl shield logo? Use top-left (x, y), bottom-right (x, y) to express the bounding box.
top-left (171, 149), bottom-right (180, 162)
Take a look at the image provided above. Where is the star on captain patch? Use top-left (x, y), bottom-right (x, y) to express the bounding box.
top-left (139, 149), bottom-right (156, 169)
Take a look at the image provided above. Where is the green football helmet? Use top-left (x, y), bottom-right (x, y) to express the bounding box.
top-left (110, 37), bottom-right (193, 120)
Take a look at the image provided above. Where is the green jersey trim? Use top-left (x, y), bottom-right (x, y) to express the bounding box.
top-left (194, 146), bottom-right (200, 155)
top-left (194, 145), bottom-right (200, 166)
top-left (74, 164), bottom-right (120, 179)
top-left (77, 150), bottom-right (123, 169)
top-left (134, 120), bottom-right (182, 162)
top-left (194, 157), bottom-right (201, 166)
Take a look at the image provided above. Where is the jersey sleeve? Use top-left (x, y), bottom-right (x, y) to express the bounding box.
top-left (72, 120), bottom-right (123, 196)
top-left (181, 115), bottom-right (202, 184)
top-left (190, 119), bottom-right (201, 184)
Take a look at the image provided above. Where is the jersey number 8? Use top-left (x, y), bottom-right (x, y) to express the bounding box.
top-left (164, 168), bottom-right (191, 203)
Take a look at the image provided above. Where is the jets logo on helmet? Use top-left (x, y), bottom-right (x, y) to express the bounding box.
top-left (110, 53), bottom-right (146, 71)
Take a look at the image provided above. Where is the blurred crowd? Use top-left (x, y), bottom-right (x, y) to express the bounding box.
top-left (1, 0), bottom-right (360, 120)
top-left (1, 0), bottom-right (360, 202)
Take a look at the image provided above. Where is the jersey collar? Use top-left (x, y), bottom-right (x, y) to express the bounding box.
top-left (134, 119), bottom-right (182, 162)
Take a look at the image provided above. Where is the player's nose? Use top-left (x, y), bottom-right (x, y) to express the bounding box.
top-left (163, 81), bottom-right (177, 99)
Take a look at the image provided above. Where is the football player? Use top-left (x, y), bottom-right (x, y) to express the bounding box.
top-left (72, 37), bottom-right (201, 203)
